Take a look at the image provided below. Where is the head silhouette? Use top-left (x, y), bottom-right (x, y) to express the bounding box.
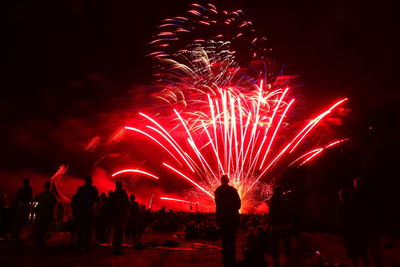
top-left (115, 180), bottom-right (123, 190)
top-left (23, 177), bottom-right (30, 186)
top-left (221, 175), bottom-right (229, 185)
top-left (272, 186), bottom-right (282, 197)
top-left (339, 188), bottom-right (351, 202)
top-left (85, 176), bottom-right (93, 186)
top-left (44, 181), bottom-right (51, 191)
top-left (130, 194), bottom-right (136, 202)
top-left (353, 178), bottom-right (366, 193)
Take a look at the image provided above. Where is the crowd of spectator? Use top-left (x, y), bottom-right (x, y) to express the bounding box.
top-left (0, 175), bottom-right (383, 266)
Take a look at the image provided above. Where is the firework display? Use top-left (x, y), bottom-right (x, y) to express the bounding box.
top-left (111, 3), bottom-right (348, 211)
top-left (149, 3), bottom-right (274, 109)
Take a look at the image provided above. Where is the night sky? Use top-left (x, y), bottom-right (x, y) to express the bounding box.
top-left (2, 0), bottom-right (399, 220)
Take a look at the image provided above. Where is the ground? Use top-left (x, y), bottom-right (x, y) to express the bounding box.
top-left (0, 231), bottom-right (399, 266)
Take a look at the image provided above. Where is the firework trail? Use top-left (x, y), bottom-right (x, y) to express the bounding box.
top-left (160, 197), bottom-right (192, 204)
top-left (112, 169), bottom-right (159, 180)
top-left (50, 164), bottom-right (71, 202)
top-left (111, 3), bottom-right (349, 210)
top-left (124, 88), bottom-right (347, 208)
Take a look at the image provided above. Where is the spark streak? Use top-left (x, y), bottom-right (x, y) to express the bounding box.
top-left (112, 169), bottom-right (159, 180)
top-left (163, 162), bottom-right (214, 199)
top-left (124, 87), bottom-right (347, 208)
top-left (160, 196), bottom-right (192, 204)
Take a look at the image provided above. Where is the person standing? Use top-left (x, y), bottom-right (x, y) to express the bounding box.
top-left (110, 180), bottom-right (130, 255)
top-left (0, 193), bottom-right (6, 239)
top-left (268, 186), bottom-right (295, 267)
top-left (103, 190), bottom-right (114, 243)
top-left (73, 176), bottom-right (99, 252)
top-left (337, 188), bottom-right (358, 266)
top-left (353, 178), bottom-right (382, 267)
top-left (126, 193), bottom-right (141, 246)
top-left (13, 177), bottom-right (33, 240)
top-left (214, 175), bottom-right (241, 267)
top-left (32, 181), bottom-right (57, 244)
top-left (94, 192), bottom-right (107, 243)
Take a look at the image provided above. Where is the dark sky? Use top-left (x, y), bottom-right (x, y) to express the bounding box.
top-left (2, 0), bottom-right (399, 183)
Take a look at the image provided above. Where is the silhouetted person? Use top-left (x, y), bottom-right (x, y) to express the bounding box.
top-left (242, 227), bottom-right (268, 267)
top-left (56, 203), bottom-right (64, 222)
top-left (32, 181), bottom-right (57, 244)
top-left (13, 177), bottom-right (34, 240)
top-left (215, 175), bottom-right (241, 267)
top-left (110, 180), bottom-right (130, 255)
top-left (140, 204), bottom-right (149, 235)
top-left (0, 193), bottom-right (6, 240)
top-left (353, 178), bottom-right (382, 267)
top-left (94, 192), bottom-right (107, 243)
top-left (70, 194), bottom-right (78, 244)
top-left (73, 176), bottom-right (99, 252)
top-left (268, 186), bottom-right (294, 267)
top-left (16, 177), bottom-right (34, 205)
top-left (103, 190), bottom-right (114, 243)
top-left (337, 188), bottom-right (360, 266)
top-left (126, 193), bottom-right (141, 246)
